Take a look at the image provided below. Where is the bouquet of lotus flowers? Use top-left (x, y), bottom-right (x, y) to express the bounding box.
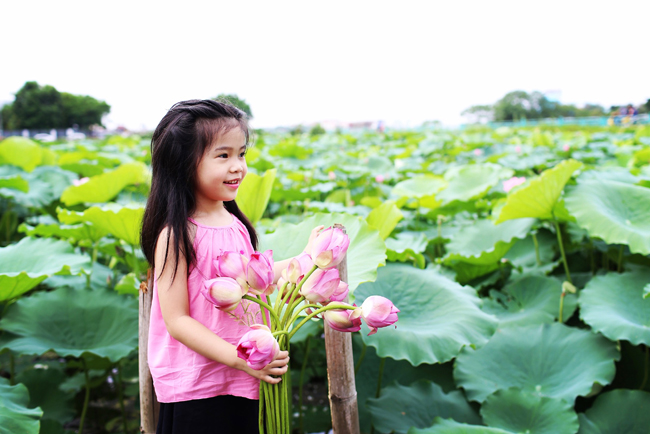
top-left (202, 227), bottom-right (399, 434)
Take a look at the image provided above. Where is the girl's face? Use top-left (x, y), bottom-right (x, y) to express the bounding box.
top-left (194, 126), bottom-right (248, 206)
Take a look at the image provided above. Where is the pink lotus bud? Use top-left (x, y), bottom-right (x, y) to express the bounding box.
top-left (514, 145), bottom-right (522, 153)
top-left (562, 144), bottom-right (570, 152)
top-left (329, 281), bottom-right (349, 303)
top-left (311, 227), bottom-right (350, 269)
top-left (215, 251), bottom-right (248, 281)
top-left (287, 253), bottom-right (314, 284)
top-left (323, 303), bottom-right (361, 332)
top-left (236, 324), bottom-right (280, 370)
top-left (201, 277), bottom-right (246, 312)
top-left (503, 176), bottom-right (526, 193)
top-left (375, 174), bottom-right (385, 183)
top-left (299, 268), bottom-right (340, 304)
top-left (473, 149), bottom-right (483, 156)
top-left (360, 296), bottom-right (399, 336)
top-left (247, 250), bottom-right (274, 295)
top-left (328, 171), bottom-right (336, 180)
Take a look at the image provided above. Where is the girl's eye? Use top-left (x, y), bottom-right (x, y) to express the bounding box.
top-left (217, 153), bottom-right (228, 159)
top-left (239, 151), bottom-right (247, 158)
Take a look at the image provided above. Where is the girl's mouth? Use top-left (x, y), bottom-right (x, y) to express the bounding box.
top-left (224, 179), bottom-right (240, 188)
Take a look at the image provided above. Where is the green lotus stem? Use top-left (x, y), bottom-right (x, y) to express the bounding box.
top-left (532, 232), bottom-right (541, 266)
top-left (297, 336), bottom-right (311, 433)
top-left (116, 363), bottom-right (128, 434)
top-left (272, 330), bottom-right (290, 339)
top-left (131, 243), bottom-right (140, 280)
top-left (553, 220), bottom-right (572, 284)
top-left (273, 382), bottom-right (281, 434)
top-left (355, 341), bottom-right (368, 376)
top-left (617, 245), bottom-right (624, 272)
top-left (273, 280), bottom-right (291, 312)
top-left (589, 242), bottom-right (596, 275)
top-left (285, 303), bottom-right (322, 334)
top-left (558, 291), bottom-right (566, 324)
top-left (78, 358), bottom-right (91, 434)
top-left (371, 357), bottom-right (387, 434)
top-left (602, 249), bottom-right (608, 271)
top-left (259, 382), bottom-right (265, 434)
top-left (279, 265), bottom-right (319, 328)
top-left (9, 353), bottom-right (14, 385)
top-left (264, 382), bottom-right (272, 434)
top-left (641, 345), bottom-right (649, 391)
top-left (242, 295), bottom-right (281, 326)
top-left (287, 303), bottom-right (357, 341)
top-left (86, 242), bottom-right (99, 288)
top-left (257, 295), bottom-right (269, 328)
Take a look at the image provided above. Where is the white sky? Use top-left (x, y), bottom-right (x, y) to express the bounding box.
top-left (3, 0), bottom-right (649, 130)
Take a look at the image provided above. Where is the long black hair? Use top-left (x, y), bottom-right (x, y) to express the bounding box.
top-left (140, 99), bottom-right (258, 282)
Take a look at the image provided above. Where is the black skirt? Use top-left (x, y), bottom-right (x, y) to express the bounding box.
top-left (156, 394), bottom-right (259, 434)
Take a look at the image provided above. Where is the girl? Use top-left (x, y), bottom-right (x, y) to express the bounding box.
top-left (141, 99), bottom-right (320, 434)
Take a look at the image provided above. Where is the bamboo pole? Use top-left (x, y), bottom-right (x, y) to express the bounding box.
top-left (324, 224), bottom-right (360, 434)
top-left (139, 273), bottom-right (159, 434)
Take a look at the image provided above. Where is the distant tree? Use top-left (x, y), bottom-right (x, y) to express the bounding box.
top-left (309, 124), bottom-right (326, 136)
top-left (1, 81), bottom-right (110, 130)
top-left (461, 104), bottom-right (494, 123)
top-left (213, 94), bottom-right (253, 119)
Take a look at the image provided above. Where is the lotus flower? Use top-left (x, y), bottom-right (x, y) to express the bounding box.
top-left (323, 303), bottom-right (361, 332)
top-left (236, 324), bottom-right (280, 370)
top-left (247, 250), bottom-right (274, 295)
top-left (375, 174), bottom-right (385, 183)
top-left (329, 281), bottom-right (349, 303)
top-left (215, 251), bottom-right (248, 280)
top-left (360, 296), bottom-right (399, 336)
top-left (328, 171), bottom-right (336, 180)
top-left (311, 227), bottom-right (350, 269)
top-left (503, 176), bottom-right (526, 193)
top-left (286, 252), bottom-right (314, 284)
top-left (201, 277), bottom-right (246, 312)
top-left (299, 268), bottom-right (340, 304)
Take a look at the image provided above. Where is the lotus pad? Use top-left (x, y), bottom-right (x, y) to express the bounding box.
top-left (0, 378), bottom-right (42, 434)
top-left (408, 418), bottom-right (514, 434)
top-left (454, 323), bottom-right (619, 403)
top-left (481, 389), bottom-right (578, 434)
top-left (58, 203), bottom-right (144, 245)
top-left (577, 389), bottom-right (650, 434)
top-left (0, 287), bottom-right (138, 362)
top-left (0, 237), bottom-right (90, 302)
top-left (354, 264), bottom-right (497, 365)
top-left (260, 213), bottom-right (386, 290)
top-left (564, 179), bottom-right (650, 254)
top-left (437, 164), bottom-right (513, 204)
top-left (579, 267), bottom-right (650, 346)
top-left (367, 380), bottom-right (480, 434)
top-left (496, 159), bottom-right (582, 223)
top-left (237, 168), bottom-right (276, 224)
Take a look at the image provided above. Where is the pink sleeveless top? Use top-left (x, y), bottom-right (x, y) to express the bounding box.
top-left (148, 215), bottom-right (262, 403)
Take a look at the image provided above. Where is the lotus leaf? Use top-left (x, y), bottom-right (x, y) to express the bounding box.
top-left (260, 213), bottom-right (385, 290)
top-left (495, 159), bottom-right (582, 223)
top-left (114, 272), bottom-right (140, 296)
top-left (0, 237), bottom-right (90, 302)
top-left (454, 323), bottom-right (619, 403)
top-left (408, 418), bottom-right (514, 434)
top-left (481, 274), bottom-right (576, 326)
top-left (353, 335), bottom-right (457, 434)
top-left (0, 286), bottom-right (138, 362)
top-left (480, 389), bottom-right (578, 434)
top-left (577, 389), bottom-right (650, 434)
top-left (367, 380), bottom-right (480, 434)
top-left (0, 174), bottom-right (28, 192)
top-left (237, 168), bottom-right (276, 224)
top-left (0, 166), bottom-right (77, 209)
top-left (564, 179), bottom-right (650, 254)
top-left (386, 231), bottom-right (427, 268)
top-left (58, 203), bottom-right (144, 245)
top-left (0, 378), bottom-right (42, 434)
top-left (577, 167), bottom-right (639, 184)
top-left (436, 164), bottom-right (513, 204)
top-left (579, 267), bottom-right (650, 345)
top-left (355, 264), bottom-right (497, 365)
top-left (0, 137), bottom-right (43, 172)
top-left (18, 221), bottom-right (107, 243)
top-left (15, 367), bottom-right (74, 424)
top-left (366, 200), bottom-right (403, 240)
top-left (443, 218), bottom-right (535, 266)
top-left (503, 230), bottom-right (557, 274)
top-left (392, 175), bottom-right (447, 198)
top-left (60, 162), bottom-right (150, 206)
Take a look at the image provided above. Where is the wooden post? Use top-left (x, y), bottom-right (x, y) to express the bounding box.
top-left (324, 224), bottom-right (360, 434)
top-left (139, 275), bottom-right (159, 434)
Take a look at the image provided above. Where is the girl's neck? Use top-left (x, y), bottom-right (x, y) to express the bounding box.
top-left (192, 201), bottom-right (232, 227)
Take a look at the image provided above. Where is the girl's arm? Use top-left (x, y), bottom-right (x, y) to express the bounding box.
top-left (155, 228), bottom-right (289, 384)
top-left (272, 225), bottom-right (324, 283)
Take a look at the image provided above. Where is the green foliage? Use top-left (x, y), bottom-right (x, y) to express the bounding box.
top-left (213, 93), bottom-right (253, 118)
top-left (0, 378), bottom-right (42, 434)
top-left (1, 81), bottom-right (110, 129)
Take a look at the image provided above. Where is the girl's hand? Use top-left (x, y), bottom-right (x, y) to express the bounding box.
top-left (257, 350), bottom-right (290, 384)
top-left (303, 225), bottom-right (324, 255)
